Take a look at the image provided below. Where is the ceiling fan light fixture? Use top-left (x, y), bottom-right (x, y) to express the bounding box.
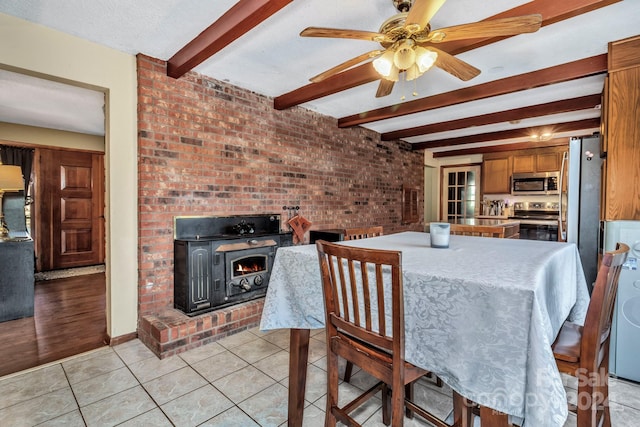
top-left (373, 50), bottom-right (396, 77)
top-left (415, 47), bottom-right (437, 73)
top-left (387, 64), bottom-right (400, 82)
top-left (405, 63), bottom-right (422, 81)
top-left (393, 40), bottom-right (416, 70)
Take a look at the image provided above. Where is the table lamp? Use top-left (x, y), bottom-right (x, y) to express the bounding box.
top-left (0, 165), bottom-right (24, 238)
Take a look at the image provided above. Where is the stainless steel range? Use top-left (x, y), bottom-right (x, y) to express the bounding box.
top-left (509, 201), bottom-right (560, 241)
top-left (173, 214), bottom-right (293, 316)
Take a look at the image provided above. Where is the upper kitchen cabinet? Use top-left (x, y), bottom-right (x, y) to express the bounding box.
top-left (482, 146), bottom-right (566, 195)
top-left (512, 147), bottom-right (564, 174)
top-left (604, 35), bottom-right (640, 220)
top-left (482, 155), bottom-right (511, 194)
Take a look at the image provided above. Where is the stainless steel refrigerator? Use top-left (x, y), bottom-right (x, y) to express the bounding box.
top-left (560, 135), bottom-right (602, 291)
top-left (604, 220), bottom-right (640, 382)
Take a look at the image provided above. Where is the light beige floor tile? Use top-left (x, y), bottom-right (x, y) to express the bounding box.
top-left (287, 403), bottom-right (325, 427)
top-left (0, 364), bottom-right (69, 410)
top-left (62, 351), bottom-right (126, 385)
top-left (61, 346), bottom-right (114, 367)
top-left (142, 366), bottom-right (208, 405)
top-left (312, 354), bottom-right (359, 378)
top-left (117, 407), bottom-right (173, 427)
top-left (610, 377), bottom-right (640, 409)
top-left (303, 364), bottom-right (328, 403)
top-left (261, 329), bottom-right (290, 349)
top-left (217, 330), bottom-right (259, 349)
top-left (213, 365), bottom-right (276, 403)
top-left (253, 350), bottom-right (290, 382)
top-left (113, 339), bottom-right (157, 365)
top-left (127, 354), bottom-right (187, 383)
top-left (178, 341), bottom-right (226, 365)
top-left (229, 338), bottom-right (281, 364)
top-left (313, 382), bottom-right (382, 425)
top-left (0, 386), bottom-right (78, 426)
top-left (161, 384), bottom-right (234, 427)
top-left (610, 400), bottom-right (640, 426)
top-left (71, 366), bottom-right (139, 407)
top-left (411, 381), bottom-right (454, 422)
top-left (36, 409), bottom-right (85, 427)
top-left (80, 385), bottom-right (156, 427)
top-left (191, 350), bottom-right (248, 382)
top-left (307, 337), bottom-right (328, 363)
top-left (238, 382), bottom-right (289, 427)
top-left (200, 406), bottom-right (261, 426)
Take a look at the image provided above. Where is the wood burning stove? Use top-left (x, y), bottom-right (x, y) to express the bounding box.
top-left (174, 214), bottom-right (292, 316)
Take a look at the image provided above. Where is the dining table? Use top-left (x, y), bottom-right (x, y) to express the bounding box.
top-left (259, 231), bottom-right (589, 427)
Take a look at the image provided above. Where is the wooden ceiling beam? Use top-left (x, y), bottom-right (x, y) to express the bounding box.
top-left (273, 63), bottom-right (380, 110)
top-left (412, 117), bottom-right (600, 150)
top-left (437, 0), bottom-right (621, 55)
top-left (381, 93), bottom-right (602, 141)
top-left (273, 0), bottom-right (617, 110)
top-left (432, 138), bottom-right (571, 158)
top-left (339, 54), bottom-right (607, 128)
top-left (167, 0), bottom-right (292, 79)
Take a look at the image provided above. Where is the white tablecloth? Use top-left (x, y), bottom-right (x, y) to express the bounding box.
top-left (260, 231), bottom-right (589, 426)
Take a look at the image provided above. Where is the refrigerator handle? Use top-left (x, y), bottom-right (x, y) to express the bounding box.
top-left (559, 151), bottom-right (568, 241)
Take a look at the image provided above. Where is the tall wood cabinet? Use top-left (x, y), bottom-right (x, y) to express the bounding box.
top-left (603, 35), bottom-right (640, 220)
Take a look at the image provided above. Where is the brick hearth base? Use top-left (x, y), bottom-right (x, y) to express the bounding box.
top-left (138, 298), bottom-right (265, 359)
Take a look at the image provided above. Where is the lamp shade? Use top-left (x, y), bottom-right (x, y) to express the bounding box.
top-left (0, 165), bottom-right (24, 192)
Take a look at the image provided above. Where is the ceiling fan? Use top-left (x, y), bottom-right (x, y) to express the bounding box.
top-left (300, 0), bottom-right (542, 98)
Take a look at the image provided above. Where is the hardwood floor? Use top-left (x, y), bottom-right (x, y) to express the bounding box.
top-left (0, 272), bottom-right (108, 377)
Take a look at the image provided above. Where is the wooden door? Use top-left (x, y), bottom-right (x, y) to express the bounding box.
top-left (36, 148), bottom-right (104, 271)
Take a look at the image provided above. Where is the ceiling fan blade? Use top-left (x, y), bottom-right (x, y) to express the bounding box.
top-left (376, 79), bottom-right (395, 98)
top-left (300, 27), bottom-right (389, 42)
top-left (427, 46), bottom-right (480, 81)
top-left (427, 14), bottom-right (542, 43)
top-left (310, 50), bottom-right (383, 83)
top-left (405, 0), bottom-right (446, 32)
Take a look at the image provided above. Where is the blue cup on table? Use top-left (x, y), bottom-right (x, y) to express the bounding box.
top-left (429, 222), bottom-right (450, 248)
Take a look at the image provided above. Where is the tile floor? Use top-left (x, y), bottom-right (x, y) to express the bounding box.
top-left (1, 327), bottom-right (639, 427)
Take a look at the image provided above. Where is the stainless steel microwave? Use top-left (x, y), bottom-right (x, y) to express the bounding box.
top-left (511, 172), bottom-right (560, 195)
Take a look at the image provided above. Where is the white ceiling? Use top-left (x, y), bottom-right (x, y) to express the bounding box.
top-left (0, 0), bottom-right (639, 152)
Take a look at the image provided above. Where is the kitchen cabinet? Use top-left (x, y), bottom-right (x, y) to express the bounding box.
top-left (512, 154), bottom-right (535, 173)
top-left (535, 151), bottom-right (562, 172)
top-left (482, 146), bottom-right (566, 195)
top-left (482, 156), bottom-right (511, 194)
top-left (603, 34), bottom-right (640, 220)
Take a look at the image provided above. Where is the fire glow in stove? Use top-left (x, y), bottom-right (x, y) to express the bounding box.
top-left (173, 214), bottom-right (293, 316)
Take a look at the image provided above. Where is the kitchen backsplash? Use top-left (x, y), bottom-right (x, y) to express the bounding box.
top-left (481, 194), bottom-right (560, 217)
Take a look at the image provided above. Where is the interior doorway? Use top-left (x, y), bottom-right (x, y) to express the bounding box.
top-left (440, 165), bottom-right (481, 222)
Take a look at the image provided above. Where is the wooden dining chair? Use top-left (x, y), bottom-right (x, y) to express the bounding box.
top-left (316, 240), bottom-right (451, 427)
top-left (343, 225), bottom-right (384, 241)
top-left (449, 223), bottom-right (514, 238)
top-left (341, 225), bottom-right (383, 382)
top-left (551, 242), bottom-right (629, 427)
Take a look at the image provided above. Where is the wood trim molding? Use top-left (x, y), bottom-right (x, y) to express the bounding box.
top-left (167, 0), bottom-right (292, 79)
top-left (339, 55), bottom-right (607, 128)
top-left (108, 331), bottom-right (138, 346)
top-left (432, 138), bottom-right (570, 158)
top-left (381, 94), bottom-right (602, 141)
top-left (414, 118), bottom-right (600, 150)
top-left (273, 0), bottom-right (617, 110)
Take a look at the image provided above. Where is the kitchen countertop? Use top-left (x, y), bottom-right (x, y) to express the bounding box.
top-left (452, 218), bottom-right (520, 226)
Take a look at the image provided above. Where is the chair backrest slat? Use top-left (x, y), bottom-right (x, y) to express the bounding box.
top-left (316, 240), bottom-right (402, 353)
top-left (581, 242), bottom-right (629, 368)
top-left (344, 226), bottom-right (384, 241)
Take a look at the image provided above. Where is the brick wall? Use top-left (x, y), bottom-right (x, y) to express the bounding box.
top-left (137, 53), bottom-right (424, 320)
